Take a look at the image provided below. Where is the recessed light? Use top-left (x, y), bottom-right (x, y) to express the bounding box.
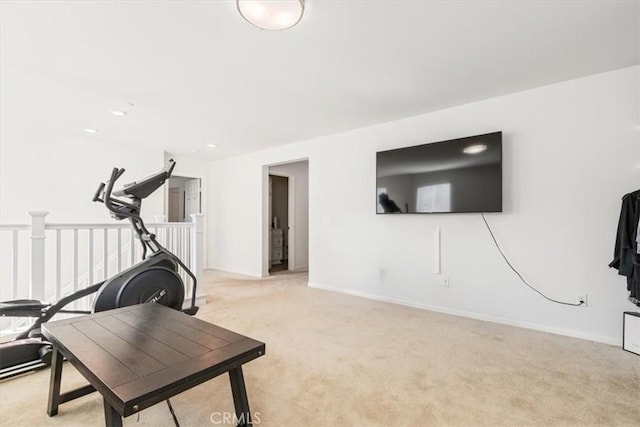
top-left (84, 128), bottom-right (99, 134)
top-left (190, 149), bottom-right (197, 153)
top-left (111, 110), bottom-right (127, 116)
top-left (207, 144), bottom-right (217, 148)
top-left (463, 144), bottom-right (487, 154)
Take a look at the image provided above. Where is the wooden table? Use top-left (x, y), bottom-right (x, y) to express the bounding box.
top-left (42, 303), bottom-right (265, 426)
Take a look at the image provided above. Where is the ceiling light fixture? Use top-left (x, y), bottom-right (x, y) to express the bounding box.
top-left (111, 110), bottom-right (127, 116)
top-left (237, 0), bottom-right (305, 31)
top-left (207, 144), bottom-right (217, 148)
top-left (463, 144), bottom-right (487, 154)
top-left (84, 128), bottom-right (99, 134)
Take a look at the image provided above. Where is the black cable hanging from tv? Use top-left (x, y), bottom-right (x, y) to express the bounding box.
top-left (481, 213), bottom-right (584, 307)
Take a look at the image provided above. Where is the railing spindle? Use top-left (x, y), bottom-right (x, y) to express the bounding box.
top-left (187, 229), bottom-right (191, 279)
top-left (184, 228), bottom-right (189, 286)
top-left (117, 228), bottom-right (122, 272)
top-left (191, 214), bottom-right (204, 302)
top-left (56, 229), bottom-right (61, 300)
top-left (187, 228), bottom-right (191, 289)
top-left (11, 230), bottom-right (18, 300)
top-left (103, 228), bottom-right (108, 280)
top-left (179, 227), bottom-right (183, 284)
top-left (129, 229), bottom-right (135, 266)
top-left (88, 229), bottom-right (94, 285)
top-left (73, 229), bottom-right (78, 293)
top-left (177, 227), bottom-right (182, 268)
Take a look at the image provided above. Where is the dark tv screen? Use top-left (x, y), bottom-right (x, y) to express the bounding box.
top-left (376, 132), bottom-right (502, 214)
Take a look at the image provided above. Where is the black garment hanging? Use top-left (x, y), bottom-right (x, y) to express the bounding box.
top-left (609, 189), bottom-right (640, 306)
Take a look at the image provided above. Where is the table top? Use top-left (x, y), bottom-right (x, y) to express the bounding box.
top-left (42, 303), bottom-right (265, 416)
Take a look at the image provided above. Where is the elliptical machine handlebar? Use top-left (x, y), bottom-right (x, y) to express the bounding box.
top-left (92, 182), bottom-right (105, 203)
top-left (102, 167), bottom-right (134, 219)
top-left (92, 168), bottom-right (125, 202)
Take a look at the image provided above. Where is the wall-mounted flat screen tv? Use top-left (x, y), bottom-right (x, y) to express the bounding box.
top-left (376, 131), bottom-right (502, 214)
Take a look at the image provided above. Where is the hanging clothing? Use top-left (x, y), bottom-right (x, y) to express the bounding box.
top-left (637, 215), bottom-right (640, 254)
top-left (609, 189), bottom-right (640, 306)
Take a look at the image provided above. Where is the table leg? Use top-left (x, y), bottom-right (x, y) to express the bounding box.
top-left (103, 398), bottom-right (123, 427)
top-left (229, 366), bottom-right (252, 427)
top-left (47, 347), bottom-right (63, 416)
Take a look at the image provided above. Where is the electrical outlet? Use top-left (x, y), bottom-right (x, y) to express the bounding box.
top-left (443, 277), bottom-right (450, 287)
top-left (577, 294), bottom-right (588, 307)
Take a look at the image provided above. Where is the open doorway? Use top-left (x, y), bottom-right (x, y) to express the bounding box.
top-left (269, 175), bottom-right (288, 273)
top-left (262, 160), bottom-right (309, 277)
top-left (167, 176), bottom-right (201, 222)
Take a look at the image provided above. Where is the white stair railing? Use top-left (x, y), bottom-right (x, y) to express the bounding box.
top-left (0, 213), bottom-right (205, 336)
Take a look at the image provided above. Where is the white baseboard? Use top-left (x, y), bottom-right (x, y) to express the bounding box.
top-left (205, 266), bottom-right (262, 278)
top-left (307, 282), bottom-right (619, 346)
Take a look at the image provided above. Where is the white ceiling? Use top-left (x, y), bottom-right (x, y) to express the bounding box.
top-left (1, 1), bottom-right (638, 160)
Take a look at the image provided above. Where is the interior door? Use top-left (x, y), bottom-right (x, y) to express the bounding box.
top-left (168, 187), bottom-right (181, 222)
top-left (184, 179), bottom-right (201, 220)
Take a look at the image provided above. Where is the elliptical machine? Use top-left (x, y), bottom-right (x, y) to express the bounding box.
top-left (0, 160), bottom-right (198, 379)
top-left (91, 160), bottom-right (199, 315)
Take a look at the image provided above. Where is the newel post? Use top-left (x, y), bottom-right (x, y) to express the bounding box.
top-left (190, 214), bottom-right (205, 295)
top-left (29, 211), bottom-right (48, 301)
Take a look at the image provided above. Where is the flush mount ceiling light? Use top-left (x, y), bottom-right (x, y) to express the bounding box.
top-left (207, 144), bottom-right (217, 148)
top-left (111, 110), bottom-right (127, 116)
top-left (237, 0), bottom-right (305, 31)
top-left (84, 128), bottom-right (99, 134)
top-left (463, 144), bottom-right (487, 154)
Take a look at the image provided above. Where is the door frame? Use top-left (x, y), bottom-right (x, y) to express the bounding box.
top-left (262, 159), bottom-right (307, 277)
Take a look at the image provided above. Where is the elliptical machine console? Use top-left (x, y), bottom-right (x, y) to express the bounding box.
top-left (0, 160), bottom-right (198, 379)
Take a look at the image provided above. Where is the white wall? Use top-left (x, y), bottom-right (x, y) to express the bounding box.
top-left (270, 161), bottom-right (309, 270)
top-left (209, 66), bottom-right (639, 344)
top-left (0, 136), bottom-right (165, 224)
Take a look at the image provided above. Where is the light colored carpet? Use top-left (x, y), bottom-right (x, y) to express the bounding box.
top-left (1, 270), bottom-right (639, 426)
